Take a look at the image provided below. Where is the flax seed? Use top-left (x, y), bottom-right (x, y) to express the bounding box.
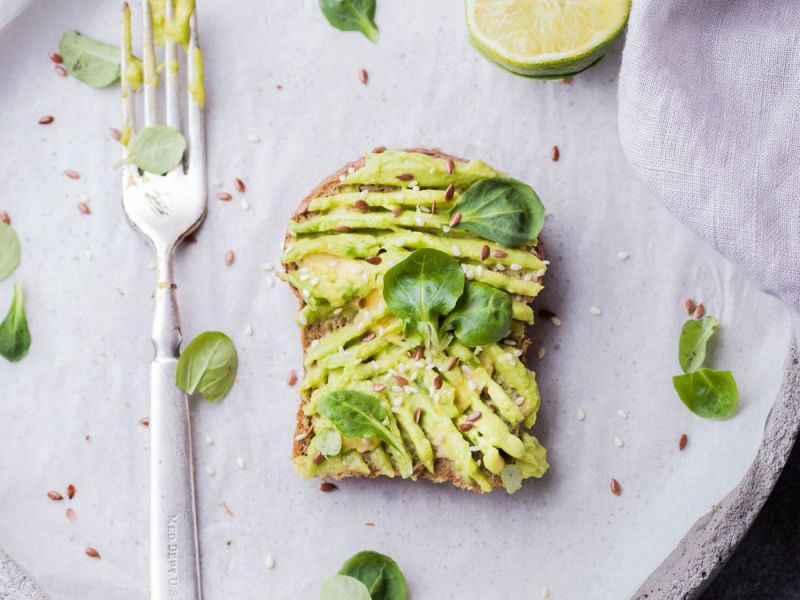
top-left (449, 212), bottom-right (462, 227)
top-left (433, 375), bottom-right (442, 390)
top-left (467, 411), bottom-right (482, 422)
top-left (492, 249), bottom-right (508, 258)
top-left (444, 183), bottom-right (455, 201)
top-left (78, 201), bottom-right (91, 215)
top-left (481, 245), bottom-right (490, 261)
top-left (550, 146), bottom-right (560, 162)
top-left (414, 346), bottom-right (424, 360)
top-left (67, 484), bottom-right (75, 499)
top-left (359, 68), bottom-right (368, 85)
top-left (693, 303), bottom-right (705, 319)
top-left (217, 192), bottom-right (232, 201)
top-left (610, 479), bottom-right (622, 496)
top-left (0, 211), bottom-right (9, 225)
top-left (65, 507), bottom-right (76, 520)
top-left (287, 370), bottom-right (298, 386)
top-left (49, 52), bottom-right (63, 64)
top-left (446, 158), bottom-right (455, 175)
top-left (64, 169), bottom-right (80, 179)
top-left (38, 115), bottom-right (54, 125)
top-left (109, 127), bottom-right (122, 141)
top-left (320, 482), bottom-right (338, 492)
top-left (391, 207), bottom-right (402, 217)
top-left (47, 491), bottom-right (63, 501)
top-left (335, 225), bottom-right (352, 232)
top-left (446, 357), bottom-right (458, 371)
top-left (396, 173), bottom-right (414, 181)
top-left (55, 65), bottom-right (67, 77)
top-left (372, 145), bottom-right (386, 154)
top-left (683, 298), bottom-right (696, 315)
top-left (458, 422), bottom-right (474, 432)
top-left (393, 375), bottom-right (409, 386)
top-left (679, 433), bottom-right (688, 450)
top-left (139, 417), bottom-right (149, 427)
top-left (373, 383), bottom-right (387, 392)
top-left (355, 199), bottom-right (370, 212)
top-left (234, 178), bottom-right (246, 193)
top-left (225, 250), bottom-right (235, 267)
top-left (414, 407), bottom-right (421, 423)
top-left (366, 255), bottom-right (382, 265)
top-left (84, 547), bottom-right (100, 559)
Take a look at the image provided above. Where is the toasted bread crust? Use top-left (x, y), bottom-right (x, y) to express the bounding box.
top-left (284, 148), bottom-right (544, 492)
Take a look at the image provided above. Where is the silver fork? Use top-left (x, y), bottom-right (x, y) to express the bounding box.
top-left (120, 2), bottom-right (206, 599)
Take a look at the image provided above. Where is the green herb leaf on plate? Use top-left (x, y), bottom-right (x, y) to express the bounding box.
top-left (114, 125), bottom-right (187, 175)
top-left (0, 222), bottom-right (21, 282)
top-left (318, 0), bottom-right (379, 43)
top-left (452, 177), bottom-right (545, 247)
top-left (320, 574), bottom-right (372, 600)
top-left (338, 551), bottom-right (409, 600)
top-left (316, 429), bottom-right (342, 457)
top-left (318, 390), bottom-right (406, 454)
top-left (175, 331), bottom-right (238, 403)
top-left (382, 248), bottom-right (464, 347)
top-left (678, 316), bottom-right (719, 373)
top-left (500, 464), bottom-right (523, 495)
top-left (442, 281), bottom-right (512, 346)
top-left (59, 30), bottom-right (124, 88)
top-left (0, 282), bottom-right (31, 363)
top-left (673, 368), bottom-right (738, 420)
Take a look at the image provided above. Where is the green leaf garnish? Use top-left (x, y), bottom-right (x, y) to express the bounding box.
top-left (318, 390), bottom-right (406, 454)
top-left (338, 551), bottom-right (409, 600)
top-left (59, 31), bottom-right (126, 88)
top-left (114, 125), bottom-right (187, 175)
top-left (318, 0), bottom-right (379, 43)
top-left (672, 368), bottom-right (738, 420)
top-left (0, 222), bottom-right (21, 282)
top-left (0, 282), bottom-right (31, 363)
top-left (382, 248), bottom-right (464, 347)
top-left (442, 281), bottom-right (512, 346)
top-left (451, 177), bottom-right (545, 247)
top-left (321, 575), bottom-right (372, 600)
top-left (678, 316), bottom-right (719, 373)
top-left (175, 331), bottom-right (238, 403)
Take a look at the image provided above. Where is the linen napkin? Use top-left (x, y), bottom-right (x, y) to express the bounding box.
top-left (618, 0), bottom-right (800, 316)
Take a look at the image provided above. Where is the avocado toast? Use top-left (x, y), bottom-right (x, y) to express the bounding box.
top-left (280, 148), bottom-right (549, 493)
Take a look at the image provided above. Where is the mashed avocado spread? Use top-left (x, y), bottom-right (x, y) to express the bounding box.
top-left (280, 150), bottom-right (549, 493)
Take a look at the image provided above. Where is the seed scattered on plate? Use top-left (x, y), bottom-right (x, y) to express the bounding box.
top-left (610, 479), bottom-right (622, 496)
top-left (287, 370), bottom-right (298, 386)
top-left (241, 199), bottom-right (250, 211)
top-left (205, 434), bottom-right (214, 446)
top-left (265, 275), bottom-right (275, 287)
top-left (537, 347), bottom-right (546, 359)
top-left (617, 409), bottom-right (628, 420)
top-left (616, 250), bottom-right (630, 260)
top-left (265, 554), bottom-right (276, 569)
top-left (109, 127), bottom-right (122, 141)
top-left (576, 408), bottom-right (585, 421)
top-left (541, 586), bottom-right (550, 598)
top-left (365, 522), bottom-right (375, 527)
top-left (78, 201), bottom-right (91, 215)
top-left (589, 306), bottom-right (601, 316)
top-left (234, 178), bottom-right (246, 193)
top-left (84, 547), bottom-right (101, 559)
top-left (693, 303), bottom-right (705, 319)
top-left (64, 169), bottom-right (80, 179)
top-left (217, 192), bottom-right (232, 201)
top-left (359, 68), bottom-right (369, 85)
top-left (320, 482), bottom-right (338, 492)
top-left (613, 436), bottom-right (624, 448)
top-left (67, 484), bottom-right (76, 499)
top-left (0, 211), bottom-right (10, 225)
top-left (550, 146), bottom-right (560, 162)
top-left (244, 324), bottom-right (253, 336)
top-left (47, 490), bottom-right (63, 501)
top-left (261, 262), bottom-right (274, 272)
top-left (683, 297), bottom-right (696, 315)
top-left (38, 115), bottom-right (54, 125)
top-left (225, 250), bottom-right (235, 267)
top-left (49, 52), bottom-right (63, 64)
top-left (247, 134), bottom-right (261, 143)
top-left (84, 248), bottom-right (93, 261)
top-left (237, 457), bottom-right (246, 470)
top-left (139, 417), bottom-right (150, 427)
top-left (205, 465), bottom-right (215, 476)
top-left (679, 433), bottom-right (688, 450)
top-left (222, 501), bottom-right (234, 516)
top-left (65, 507), bottom-right (76, 520)
top-left (55, 65), bottom-right (67, 77)
top-left (550, 316), bottom-right (562, 327)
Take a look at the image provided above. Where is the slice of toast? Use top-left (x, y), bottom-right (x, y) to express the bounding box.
top-left (281, 148), bottom-right (548, 493)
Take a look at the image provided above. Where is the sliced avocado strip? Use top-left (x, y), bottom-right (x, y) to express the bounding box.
top-left (465, 263), bottom-right (545, 297)
top-left (484, 344), bottom-right (542, 427)
top-left (511, 301), bottom-right (534, 324)
top-left (344, 150), bottom-right (500, 189)
top-left (393, 401), bottom-right (435, 473)
top-left (305, 302), bottom-right (388, 366)
top-left (366, 446), bottom-right (396, 477)
top-left (455, 392), bottom-right (526, 459)
top-left (516, 433), bottom-right (548, 478)
top-left (294, 449), bottom-right (371, 479)
top-left (307, 189), bottom-right (458, 212)
top-left (291, 209), bottom-right (451, 235)
top-left (462, 428), bottom-right (506, 475)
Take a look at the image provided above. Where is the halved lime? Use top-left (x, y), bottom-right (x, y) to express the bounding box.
top-left (465, 0), bottom-right (631, 78)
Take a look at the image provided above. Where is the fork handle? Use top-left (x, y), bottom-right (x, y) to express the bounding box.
top-left (150, 255), bottom-right (202, 600)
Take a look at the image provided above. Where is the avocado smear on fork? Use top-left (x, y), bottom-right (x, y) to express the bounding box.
top-left (281, 150), bottom-right (549, 493)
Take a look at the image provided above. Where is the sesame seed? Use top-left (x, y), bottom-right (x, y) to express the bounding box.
top-left (237, 457), bottom-right (246, 469)
top-left (310, 277), bottom-right (320, 286)
top-left (551, 317), bottom-right (562, 327)
top-left (205, 465), bottom-right (215, 476)
top-left (451, 244), bottom-right (461, 257)
top-left (338, 175), bottom-right (346, 183)
top-left (617, 409), bottom-right (628, 419)
top-left (542, 587), bottom-right (550, 598)
top-left (538, 347), bottom-right (546, 359)
top-left (467, 380), bottom-right (477, 391)
top-left (265, 276), bottom-right (275, 287)
top-left (310, 340), bottom-right (319, 349)
top-left (302, 289), bottom-right (310, 298)
top-left (295, 431), bottom-right (309, 441)
top-left (469, 445), bottom-right (480, 452)
top-left (510, 263), bottom-right (522, 271)
top-left (347, 167), bottom-right (355, 174)
top-left (617, 250), bottom-right (630, 260)
top-left (590, 306), bottom-right (602, 316)
top-left (415, 216), bottom-right (425, 226)
top-left (265, 554), bottom-right (275, 569)
top-left (247, 134), bottom-right (261, 143)
top-left (576, 408), bottom-right (586, 421)
top-left (244, 324), bottom-right (253, 336)
top-left (392, 397), bottom-right (403, 407)
top-left (84, 248), bottom-right (93, 261)
top-left (515, 396), bottom-right (525, 406)
top-left (613, 436), bottom-right (624, 448)
top-left (495, 264), bottom-right (506, 271)
top-left (205, 434), bottom-right (214, 445)
top-left (391, 407), bottom-right (401, 414)
top-left (241, 199), bottom-right (250, 211)
top-left (212, 178), bottom-right (223, 187)
top-left (299, 273), bottom-right (310, 282)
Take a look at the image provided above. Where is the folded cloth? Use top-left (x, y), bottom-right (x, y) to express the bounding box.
top-left (0, 548), bottom-right (49, 600)
top-left (619, 0), bottom-right (800, 316)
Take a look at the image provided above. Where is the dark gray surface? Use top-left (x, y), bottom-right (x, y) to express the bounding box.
top-left (700, 438), bottom-right (800, 600)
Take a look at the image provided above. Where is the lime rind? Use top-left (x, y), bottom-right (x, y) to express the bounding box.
top-left (466, 0), bottom-right (631, 78)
